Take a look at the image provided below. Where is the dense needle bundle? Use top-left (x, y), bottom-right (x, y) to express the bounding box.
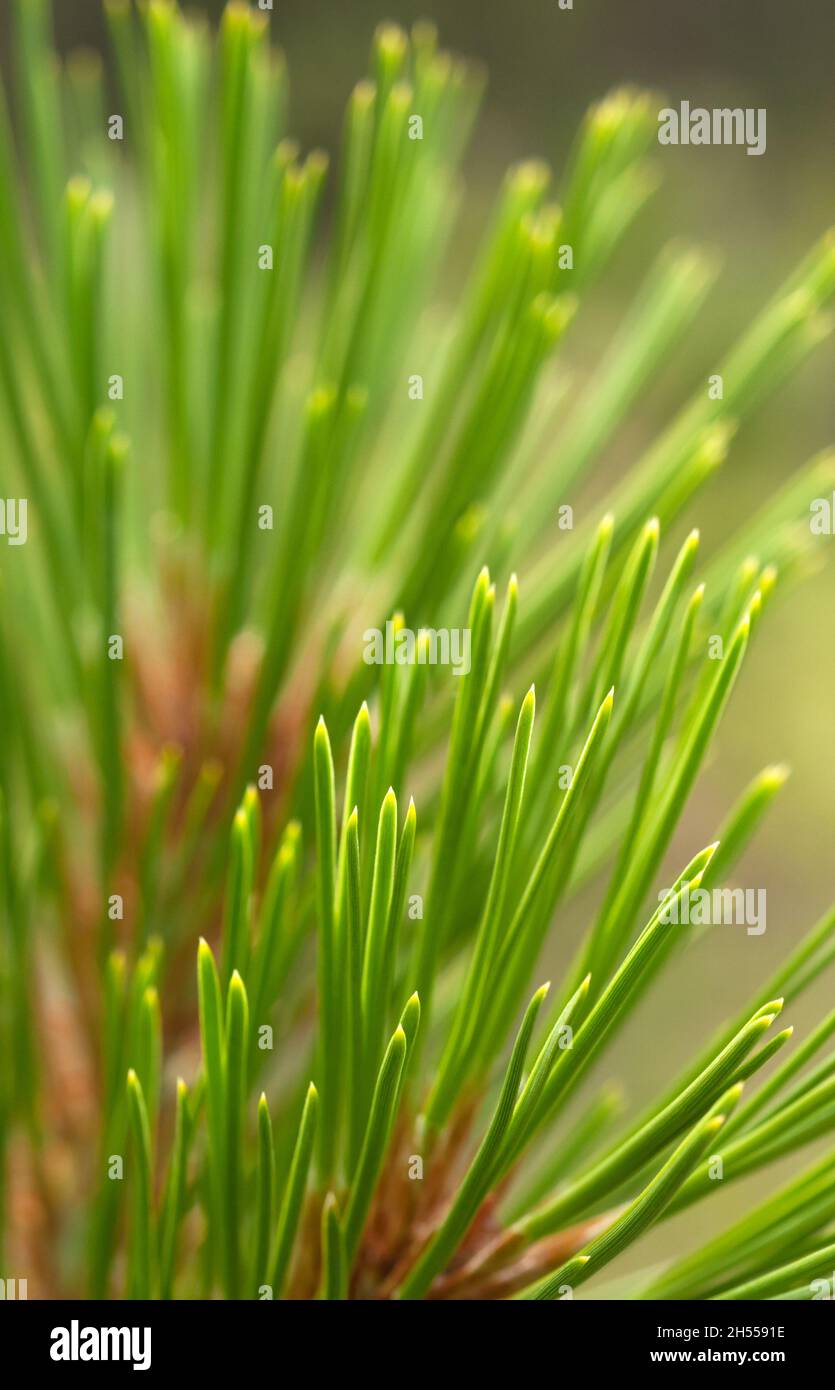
top-left (1, 0), bottom-right (835, 1301)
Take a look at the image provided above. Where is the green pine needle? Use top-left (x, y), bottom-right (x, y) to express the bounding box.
top-left (0, 0), bottom-right (834, 1303)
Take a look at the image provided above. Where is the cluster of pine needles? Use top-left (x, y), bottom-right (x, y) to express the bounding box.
top-left (2, 0), bottom-right (835, 1301)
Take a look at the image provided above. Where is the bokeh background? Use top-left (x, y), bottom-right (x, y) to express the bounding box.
top-left (8, 0), bottom-right (835, 1276)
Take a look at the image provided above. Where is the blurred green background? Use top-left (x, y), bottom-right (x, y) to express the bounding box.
top-left (14, 0), bottom-right (835, 1273)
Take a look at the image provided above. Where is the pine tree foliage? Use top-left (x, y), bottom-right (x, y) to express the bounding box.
top-left (0, 1), bottom-right (834, 1300)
